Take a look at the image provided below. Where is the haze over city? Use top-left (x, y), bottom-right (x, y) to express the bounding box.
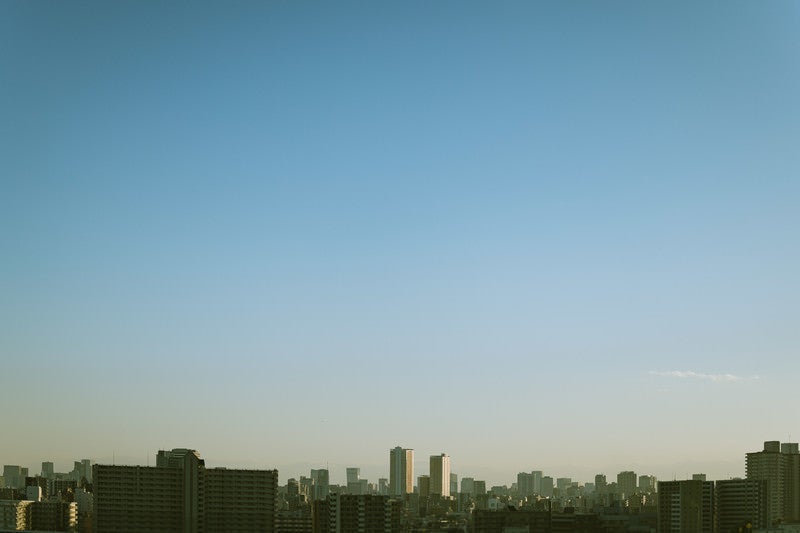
top-left (2, 1), bottom-right (799, 489)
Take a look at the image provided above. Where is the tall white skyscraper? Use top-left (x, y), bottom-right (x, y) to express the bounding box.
top-left (389, 447), bottom-right (413, 496)
top-left (429, 453), bottom-right (451, 497)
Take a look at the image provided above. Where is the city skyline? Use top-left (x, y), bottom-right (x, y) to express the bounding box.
top-left (2, 1), bottom-right (799, 487)
top-left (3, 437), bottom-right (794, 489)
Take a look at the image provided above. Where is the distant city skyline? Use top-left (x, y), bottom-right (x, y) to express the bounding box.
top-left (4, 437), bottom-right (793, 488)
top-left (2, 1), bottom-right (798, 487)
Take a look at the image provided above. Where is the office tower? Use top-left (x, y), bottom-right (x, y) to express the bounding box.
top-left (70, 460), bottom-right (91, 483)
top-left (347, 479), bottom-right (368, 495)
top-left (389, 446), bottom-right (414, 496)
top-left (517, 473), bottom-right (532, 497)
top-left (288, 478), bottom-right (300, 498)
top-left (617, 471), bottom-right (637, 498)
top-left (450, 473), bottom-right (458, 496)
top-left (94, 447), bottom-right (277, 533)
top-left (746, 440), bottom-right (800, 523)
top-left (346, 468), bottom-right (360, 485)
top-left (312, 494), bottom-right (401, 533)
top-left (311, 469), bottom-right (330, 501)
top-left (205, 467), bottom-right (278, 531)
top-left (540, 477), bottom-right (554, 498)
top-left (595, 474), bottom-right (607, 494)
top-left (429, 454), bottom-right (451, 497)
top-left (716, 478), bottom-right (768, 532)
top-left (474, 480), bottom-right (487, 496)
top-left (378, 478), bottom-right (388, 495)
top-left (418, 475), bottom-right (430, 499)
top-left (41, 462), bottom-right (54, 480)
top-left (657, 479), bottom-right (714, 533)
top-left (461, 477), bottom-right (475, 497)
top-left (556, 477), bottom-right (571, 493)
top-left (531, 471), bottom-right (542, 494)
top-left (2, 466), bottom-right (25, 489)
top-left (638, 474), bottom-right (656, 494)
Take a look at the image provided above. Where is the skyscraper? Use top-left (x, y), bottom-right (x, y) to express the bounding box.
top-left (429, 454), bottom-right (451, 497)
top-left (40, 462), bottom-right (54, 480)
top-left (346, 468), bottom-right (360, 485)
top-left (617, 471), bottom-right (637, 498)
top-left (389, 447), bottom-right (413, 497)
top-left (311, 469), bottom-right (330, 501)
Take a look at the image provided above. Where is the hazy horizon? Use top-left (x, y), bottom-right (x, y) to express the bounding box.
top-left (2, 1), bottom-right (798, 489)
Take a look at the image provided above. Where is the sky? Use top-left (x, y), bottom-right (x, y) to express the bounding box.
top-left (1, 1), bottom-right (799, 487)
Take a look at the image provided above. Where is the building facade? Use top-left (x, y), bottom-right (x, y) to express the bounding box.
top-left (429, 454), bottom-right (451, 497)
top-left (389, 447), bottom-right (413, 497)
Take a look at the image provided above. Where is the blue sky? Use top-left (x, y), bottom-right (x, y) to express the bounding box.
top-left (2, 1), bottom-right (799, 485)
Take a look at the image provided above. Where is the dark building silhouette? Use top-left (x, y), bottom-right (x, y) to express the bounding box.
top-left (94, 448), bottom-right (277, 533)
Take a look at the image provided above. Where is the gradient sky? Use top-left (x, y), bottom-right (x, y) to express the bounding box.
top-left (2, 1), bottom-right (799, 487)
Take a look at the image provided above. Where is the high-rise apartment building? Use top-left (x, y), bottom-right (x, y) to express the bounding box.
top-left (783, 442), bottom-right (800, 522)
top-left (205, 467), bottom-right (277, 531)
top-left (0, 500), bottom-right (33, 530)
top-left (389, 447), bottom-right (413, 497)
top-left (429, 454), bottom-right (451, 497)
top-left (311, 469), bottom-right (330, 501)
top-left (746, 440), bottom-right (800, 523)
top-left (312, 494), bottom-right (401, 533)
top-left (716, 478), bottom-right (768, 532)
top-left (41, 462), bottom-right (54, 480)
top-left (657, 479), bottom-right (714, 533)
top-left (94, 448), bottom-right (277, 533)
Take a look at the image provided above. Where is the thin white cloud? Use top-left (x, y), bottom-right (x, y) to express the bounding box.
top-left (648, 370), bottom-right (759, 382)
